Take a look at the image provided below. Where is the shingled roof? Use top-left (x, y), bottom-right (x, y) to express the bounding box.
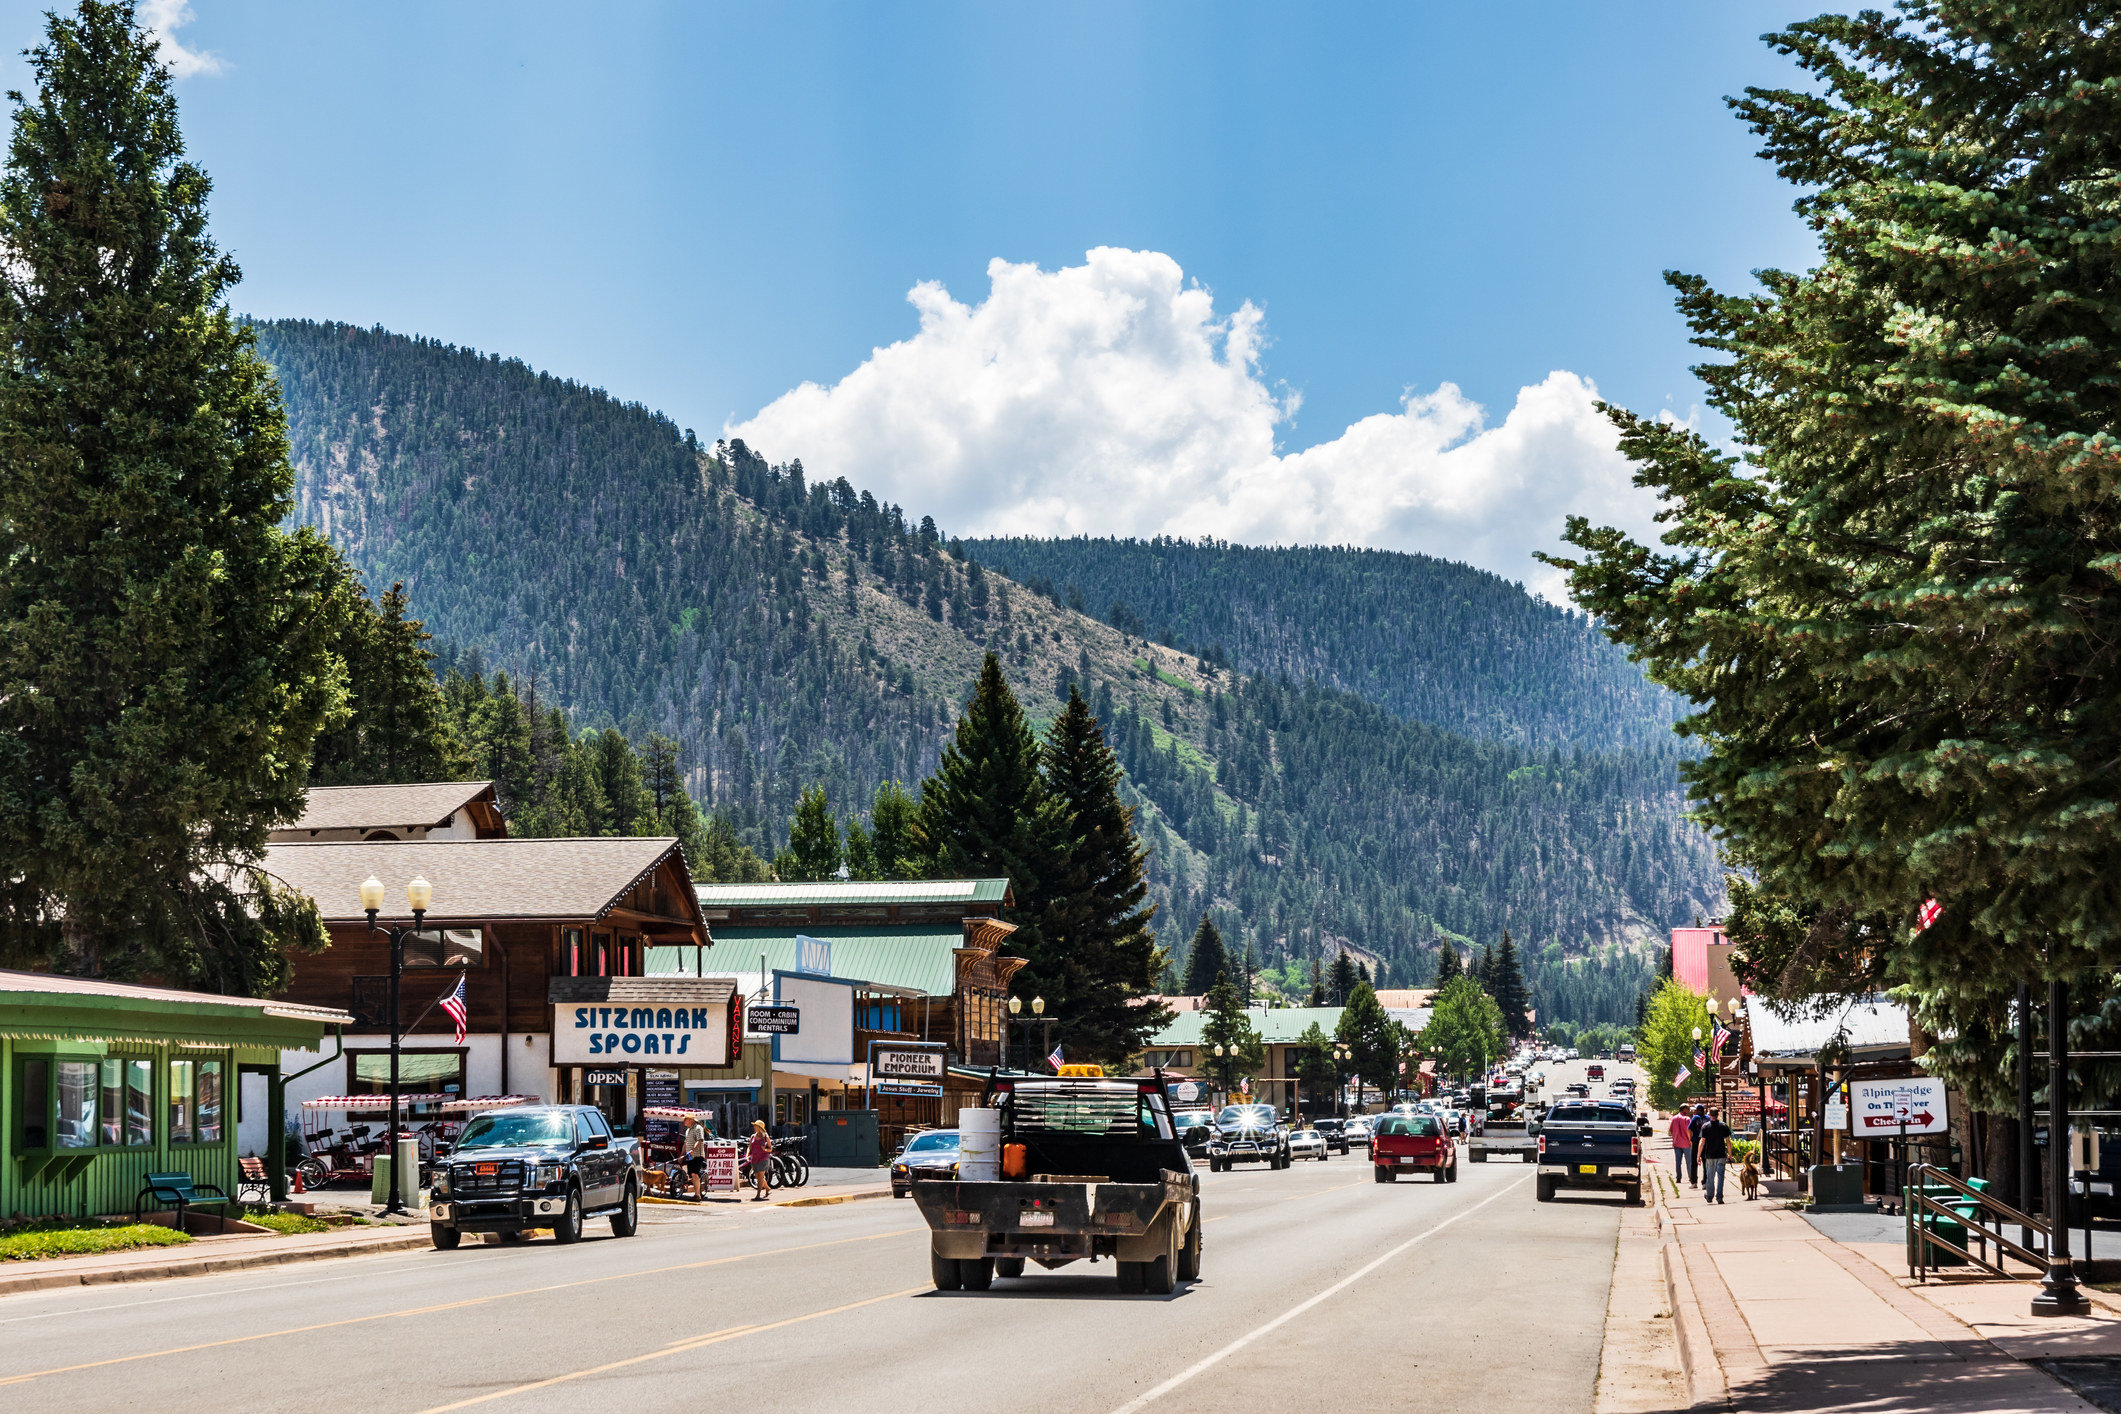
top-left (280, 781), bottom-right (502, 835)
top-left (266, 837), bottom-right (700, 926)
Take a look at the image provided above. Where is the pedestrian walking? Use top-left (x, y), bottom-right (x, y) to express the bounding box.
top-left (1698, 1111), bottom-right (1732, 1203)
top-left (1668, 1108), bottom-right (1697, 1185)
top-left (747, 1119), bottom-right (772, 1201)
top-left (1687, 1104), bottom-right (1709, 1185)
top-left (683, 1114), bottom-right (708, 1200)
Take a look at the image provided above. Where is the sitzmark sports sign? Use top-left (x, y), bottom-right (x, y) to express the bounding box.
top-left (1851, 1078), bottom-right (1948, 1135)
top-left (554, 1002), bottom-right (730, 1065)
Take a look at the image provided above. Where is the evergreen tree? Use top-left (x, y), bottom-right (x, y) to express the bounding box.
top-left (591, 728), bottom-right (651, 836)
top-left (866, 779), bottom-right (920, 879)
top-left (1475, 943), bottom-right (1496, 995)
top-left (311, 576), bottom-right (468, 786)
top-left (1200, 969), bottom-right (1265, 1096)
top-left (1540, 4), bottom-right (2121, 1100)
top-left (1035, 687), bottom-right (1170, 1063)
top-left (1306, 956), bottom-right (1326, 1008)
top-left (0, 3), bottom-right (341, 986)
top-left (783, 783), bottom-right (842, 881)
top-left (1335, 982), bottom-right (1401, 1104)
top-left (1489, 932), bottom-right (1532, 1040)
top-left (915, 653), bottom-right (1058, 947)
top-left (1292, 1021), bottom-right (1337, 1114)
top-left (1434, 945), bottom-right (1463, 985)
top-left (1182, 916), bottom-right (1228, 996)
top-left (1327, 950), bottom-right (1357, 1006)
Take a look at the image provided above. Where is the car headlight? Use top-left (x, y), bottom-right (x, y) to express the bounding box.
top-left (434, 1171), bottom-right (450, 1195)
top-left (533, 1164), bottom-right (561, 1187)
top-left (892, 1164), bottom-right (908, 1175)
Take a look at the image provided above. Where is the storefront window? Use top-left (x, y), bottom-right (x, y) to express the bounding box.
top-left (19, 1059), bottom-right (48, 1149)
top-left (197, 1059), bottom-right (223, 1144)
top-left (169, 1059), bottom-right (195, 1144)
top-left (350, 1051), bottom-right (465, 1116)
top-left (99, 1058), bottom-right (124, 1145)
top-left (127, 1059), bottom-right (152, 1145)
top-left (55, 1061), bottom-right (96, 1149)
top-left (565, 927), bottom-right (584, 977)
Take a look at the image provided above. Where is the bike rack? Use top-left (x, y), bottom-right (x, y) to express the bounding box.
top-left (1906, 1162), bottom-right (2048, 1283)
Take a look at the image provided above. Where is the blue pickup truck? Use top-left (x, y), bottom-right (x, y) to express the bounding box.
top-left (1533, 1100), bottom-right (1642, 1204)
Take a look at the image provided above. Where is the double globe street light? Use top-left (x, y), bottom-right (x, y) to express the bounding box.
top-left (1007, 994), bottom-right (1050, 1073)
top-left (359, 873), bottom-right (432, 1216)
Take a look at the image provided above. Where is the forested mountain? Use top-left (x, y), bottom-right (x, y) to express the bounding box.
top-left (965, 536), bottom-right (1682, 752)
top-left (253, 318), bottom-right (1722, 1004)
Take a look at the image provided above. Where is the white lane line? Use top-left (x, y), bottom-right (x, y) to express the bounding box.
top-left (1107, 1173), bottom-right (1530, 1414)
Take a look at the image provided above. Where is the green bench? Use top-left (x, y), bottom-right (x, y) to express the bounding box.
top-left (1906, 1177), bottom-right (1990, 1268)
top-left (136, 1171), bottom-right (236, 1232)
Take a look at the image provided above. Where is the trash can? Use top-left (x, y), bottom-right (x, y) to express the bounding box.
top-left (815, 1111), bottom-right (880, 1167)
top-left (370, 1138), bottom-right (421, 1208)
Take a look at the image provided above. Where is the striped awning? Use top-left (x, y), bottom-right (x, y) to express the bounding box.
top-left (301, 1093), bottom-right (452, 1110)
top-left (440, 1095), bottom-right (540, 1114)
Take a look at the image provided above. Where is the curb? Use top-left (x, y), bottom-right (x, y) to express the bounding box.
top-left (1660, 1238), bottom-right (1726, 1409)
top-left (779, 1188), bottom-right (892, 1208)
top-left (0, 1230), bottom-right (434, 1298)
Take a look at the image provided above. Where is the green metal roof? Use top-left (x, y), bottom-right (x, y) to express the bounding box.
top-left (1150, 1007), bottom-right (1350, 1048)
top-left (648, 925), bottom-right (964, 997)
top-left (696, 879), bottom-right (1010, 908)
top-left (0, 968), bottom-right (351, 1049)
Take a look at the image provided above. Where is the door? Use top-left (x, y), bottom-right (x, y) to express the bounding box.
top-left (574, 1110), bottom-right (616, 1207)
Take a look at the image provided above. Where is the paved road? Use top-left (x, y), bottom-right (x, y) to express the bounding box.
top-left (0, 1143), bottom-right (1626, 1414)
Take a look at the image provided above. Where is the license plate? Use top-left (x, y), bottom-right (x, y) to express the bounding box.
top-left (1020, 1212), bottom-right (1055, 1227)
top-left (1399, 1157), bottom-right (1414, 1164)
top-left (1578, 1164), bottom-right (1597, 1174)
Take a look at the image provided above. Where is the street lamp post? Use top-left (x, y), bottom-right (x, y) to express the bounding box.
top-left (1333, 1043), bottom-right (1352, 1118)
top-left (1006, 995), bottom-right (1048, 1072)
top-left (361, 874), bottom-right (431, 1216)
top-left (1211, 1043), bottom-right (1228, 1107)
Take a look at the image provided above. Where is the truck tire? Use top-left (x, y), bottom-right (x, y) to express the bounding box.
top-left (1177, 1212), bottom-right (1202, 1281)
top-left (1448, 1161), bottom-right (1459, 1183)
top-left (1143, 1238), bottom-right (1176, 1295)
top-left (1470, 1148), bottom-right (1488, 1163)
top-left (552, 1187), bottom-right (584, 1244)
top-left (930, 1249), bottom-right (964, 1291)
top-left (1626, 1183), bottom-right (1642, 1206)
top-left (996, 1257), bottom-right (1026, 1279)
top-left (1376, 1167), bottom-right (1396, 1183)
top-left (1536, 1176), bottom-right (1556, 1202)
top-left (960, 1258), bottom-right (995, 1291)
top-left (610, 1180), bottom-right (639, 1238)
top-left (430, 1223), bottom-right (460, 1250)
top-left (1434, 1167), bottom-right (1447, 1183)
top-left (1117, 1260), bottom-right (1144, 1294)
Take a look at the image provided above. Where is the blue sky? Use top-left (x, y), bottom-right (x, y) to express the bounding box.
top-left (4, 3), bottom-right (1827, 588)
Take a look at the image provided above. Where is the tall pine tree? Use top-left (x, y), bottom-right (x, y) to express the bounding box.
top-left (310, 576), bottom-right (467, 786)
top-left (1182, 915), bottom-right (1228, 996)
top-left (914, 653), bottom-right (1058, 950)
top-left (1036, 687), bottom-right (1171, 1063)
top-left (0, 2), bottom-right (340, 986)
top-left (1489, 932), bottom-right (1532, 1040)
top-left (1433, 945), bottom-right (1463, 985)
top-left (1327, 950), bottom-right (1358, 1006)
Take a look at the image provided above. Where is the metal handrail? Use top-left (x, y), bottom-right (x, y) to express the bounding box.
top-left (1906, 1162), bottom-right (2048, 1283)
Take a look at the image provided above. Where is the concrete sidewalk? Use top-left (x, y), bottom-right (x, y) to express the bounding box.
top-left (1658, 1169), bottom-right (2121, 1412)
top-left (0, 1220), bottom-right (434, 1298)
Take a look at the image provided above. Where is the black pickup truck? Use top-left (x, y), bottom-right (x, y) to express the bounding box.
top-left (912, 1071), bottom-right (1201, 1294)
top-left (428, 1104), bottom-right (640, 1247)
top-left (1534, 1100), bottom-right (1642, 1204)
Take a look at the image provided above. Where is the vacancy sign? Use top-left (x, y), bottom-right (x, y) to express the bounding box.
top-left (1851, 1078), bottom-right (1948, 1135)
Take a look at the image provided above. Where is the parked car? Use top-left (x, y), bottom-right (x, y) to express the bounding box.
top-left (1287, 1127), bottom-right (1330, 1162)
top-left (890, 1128), bottom-right (962, 1198)
top-left (1312, 1118), bottom-right (1353, 1154)
top-left (1372, 1113), bottom-right (1458, 1183)
top-left (1344, 1116), bottom-right (1376, 1152)
top-left (1171, 1109), bottom-right (1218, 1161)
top-left (1535, 1101), bottom-right (1642, 1204)
top-left (428, 1104), bottom-right (638, 1248)
top-left (1209, 1102), bottom-right (1291, 1170)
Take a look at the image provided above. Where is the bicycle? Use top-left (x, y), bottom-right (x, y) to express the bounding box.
top-left (772, 1137), bottom-right (810, 1188)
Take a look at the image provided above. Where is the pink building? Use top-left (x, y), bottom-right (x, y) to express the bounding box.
top-left (1671, 924), bottom-right (1744, 1003)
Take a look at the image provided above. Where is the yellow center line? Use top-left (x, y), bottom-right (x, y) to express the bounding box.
top-left (0, 1228), bottom-right (921, 1388)
top-left (412, 1286), bottom-right (926, 1413)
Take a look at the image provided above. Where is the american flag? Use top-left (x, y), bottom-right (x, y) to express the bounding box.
top-left (1048, 1043), bottom-right (1065, 1072)
top-left (1693, 1045), bottom-right (1706, 1072)
top-left (440, 975), bottom-right (469, 1045)
top-left (1673, 1064), bottom-right (1692, 1088)
top-left (1710, 1019), bottom-right (1730, 1063)
top-left (1917, 897), bottom-right (1943, 931)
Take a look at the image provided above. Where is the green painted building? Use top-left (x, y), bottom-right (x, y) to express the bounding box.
top-left (2, 970), bottom-right (351, 1219)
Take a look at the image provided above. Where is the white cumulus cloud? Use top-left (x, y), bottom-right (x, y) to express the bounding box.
top-left (138, 0), bottom-right (224, 79)
top-left (726, 247), bottom-right (1661, 599)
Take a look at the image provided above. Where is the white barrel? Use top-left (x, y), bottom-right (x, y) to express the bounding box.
top-left (957, 1106), bottom-right (1001, 1181)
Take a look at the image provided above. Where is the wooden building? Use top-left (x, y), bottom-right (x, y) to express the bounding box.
top-left (267, 780), bottom-right (508, 843)
top-left (258, 834), bottom-right (714, 1144)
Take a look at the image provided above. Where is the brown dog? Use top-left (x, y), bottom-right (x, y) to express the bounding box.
top-left (1740, 1155), bottom-right (1761, 1201)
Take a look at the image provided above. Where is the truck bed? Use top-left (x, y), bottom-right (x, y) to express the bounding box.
top-left (912, 1172), bottom-right (1190, 1240)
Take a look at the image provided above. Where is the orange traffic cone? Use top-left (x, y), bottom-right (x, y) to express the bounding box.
top-left (291, 1165), bottom-right (306, 1195)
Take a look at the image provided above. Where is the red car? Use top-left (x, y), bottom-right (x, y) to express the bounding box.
top-left (1587, 1064), bottom-right (1606, 1082)
top-left (1371, 1113), bottom-right (1458, 1183)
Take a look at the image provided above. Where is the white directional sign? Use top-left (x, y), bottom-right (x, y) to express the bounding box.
top-left (1850, 1077), bottom-right (1948, 1135)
